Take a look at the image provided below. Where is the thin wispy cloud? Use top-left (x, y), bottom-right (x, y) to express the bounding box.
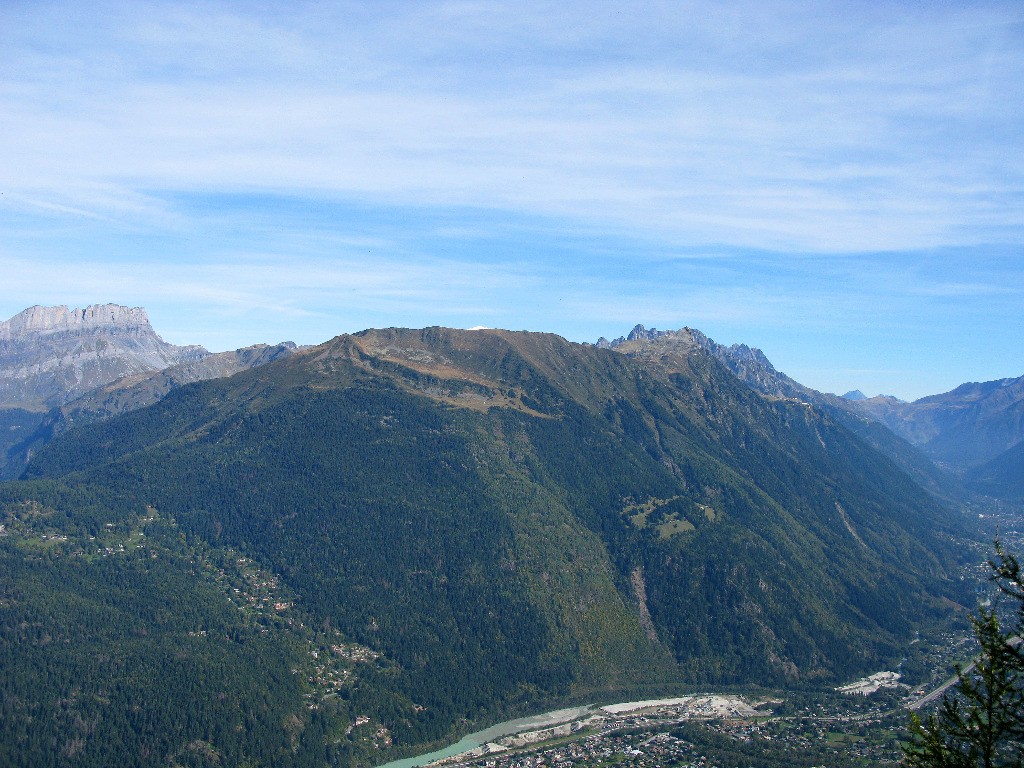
top-left (3, 1), bottom-right (1021, 250)
top-left (1, 1), bottom-right (1022, 399)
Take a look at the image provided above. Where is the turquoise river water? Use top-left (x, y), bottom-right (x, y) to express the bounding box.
top-left (376, 705), bottom-right (594, 768)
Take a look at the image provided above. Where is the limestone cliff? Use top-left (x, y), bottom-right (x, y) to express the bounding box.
top-left (0, 304), bottom-right (209, 410)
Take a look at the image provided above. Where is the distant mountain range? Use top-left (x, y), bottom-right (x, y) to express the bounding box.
top-left (601, 324), bottom-right (1024, 504)
top-left (847, 379), bottom-right (1024, 504)
top-left (3, 308), bottom-right (1020, 507)
top-left (0, 304), bottom-right (208, 410)
top-left (0, 305), bottom-right (1012, 765)
top-left (3, 308), bottom-right (1019, 505)
top-left (849, 379), bottom-right (1024, 465)
top-left (0, 305), bottom-right (297, 478)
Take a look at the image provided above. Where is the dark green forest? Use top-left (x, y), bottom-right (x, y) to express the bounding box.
top-left (0, 328), bottom-right (975, 766)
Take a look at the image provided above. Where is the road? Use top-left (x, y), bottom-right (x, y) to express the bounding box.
top-left (906, 662), bottom-right (975, 711)
top-left (906, 635), bottom-right (1020, 711)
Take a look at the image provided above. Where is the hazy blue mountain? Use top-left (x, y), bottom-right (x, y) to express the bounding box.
top-left (848, 376), bottom-right (1024, 470)
top-left (966, 437), bottom-right (1024, 502)
top-left (0, 341), bottom-right (298, 480)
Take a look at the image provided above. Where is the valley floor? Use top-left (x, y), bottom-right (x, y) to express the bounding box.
top-left (390, 641), bottom-right (998, 768)
top-left (407, 690), bottom-right (910, 768)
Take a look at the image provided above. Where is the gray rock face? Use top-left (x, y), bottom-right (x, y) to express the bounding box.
top-left (1, 304), bottom-right (150, 341)
top-left (0, 341), bottom-right (299, 479)
top-left (597, 325), bottom-right (806, 400)
top-left (0, 304), bottom-right (209, 410)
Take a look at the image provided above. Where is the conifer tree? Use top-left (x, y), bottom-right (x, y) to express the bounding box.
top-left (905, 542), bottom-right (1024, 768)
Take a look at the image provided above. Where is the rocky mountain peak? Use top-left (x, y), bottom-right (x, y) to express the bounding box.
top-left (597, 324), bottom-right (807, 401)
top-left (597, 325), bottom-right (702, 350)
top-left (0, 303), bottom-right (209, 410)
top-left (626, 324), bottom-right (672, 342)
top-left (0, 304), bottom-right (154, 341)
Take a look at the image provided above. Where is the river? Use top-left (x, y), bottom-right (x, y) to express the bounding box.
top-left (375, 704), bottom-right (594, 768)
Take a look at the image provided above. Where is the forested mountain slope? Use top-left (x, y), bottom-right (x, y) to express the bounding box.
top-left (966, 437), bottom-right (1024, 502)
top-left (603, 325), bottom-right (980, 506)
top-left (2, 327), bottom-right (972, 766)
top-left (0, 341), bottom-right (297, 480)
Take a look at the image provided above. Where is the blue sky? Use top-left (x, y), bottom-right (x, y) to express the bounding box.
top-left (1, 1), bottom-right (1021, 400)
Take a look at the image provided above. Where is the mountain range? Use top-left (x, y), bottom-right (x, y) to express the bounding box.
top-left (0, 305), bottom-right (298, 479)
top-left (0, 306), bottom-right (1015, 767)
top-left (0, 304), bottom-right (208, 411)
top-left (604, 324), bottom-right (1024, 505)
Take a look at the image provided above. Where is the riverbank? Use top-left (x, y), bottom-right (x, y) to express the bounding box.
top-left (376, 694), bottom-right (768, 768)
top-left (375, 705), bottom-right (595, 768)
